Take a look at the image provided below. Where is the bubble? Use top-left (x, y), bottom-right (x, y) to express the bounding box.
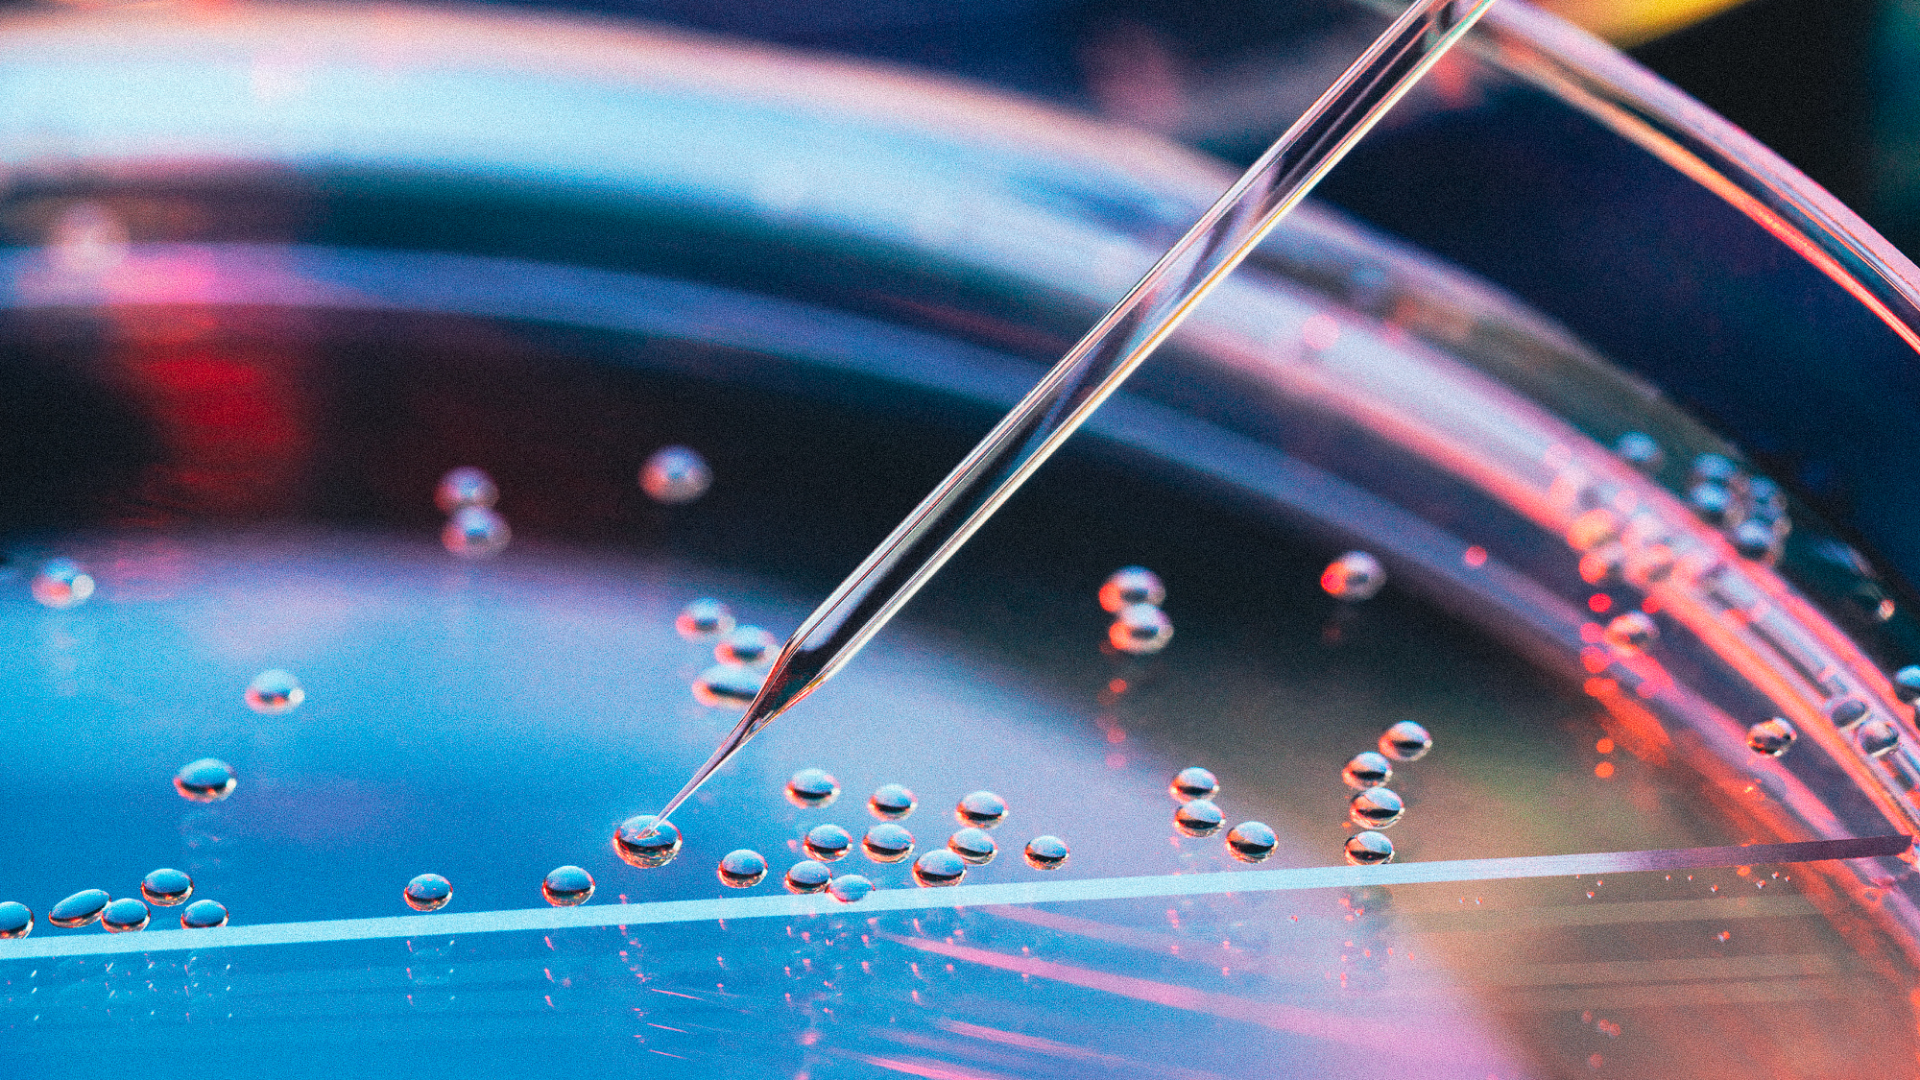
top-left (1349, 787), bottom-right (1405, 829)
top-left (1024, 835), bottom-right (1070, 869)
top-left (1344, 831), bottom-right (1395, 866)
top-left (1895, 666), bottom-right (1920, 704)
top-left (785, 768), bottom-right (840, 809)
top-left (693, 664), bottom-right (764, 708)
top-left (442, 506), bottom-right (511, 558)
top-left (1226, 821), bottom-right (1277, 863)
top-left (947, 827), bottom-right (997, 865)
top-left (1856, 719), bottom-right (1901, 758)
top-left (784, 860), bottom-right (832, 894)
top-left (101, 897), bottom-right (151, 933)
top-left (828, 874), bottom-right (874, 904)
top-left (1321, 551), bottom-right (1385, 601)
top-left (1747, 476), bottom-right (1786, 516)
top-left (861, 822), bottom-right (915, 863)
top-left (1603, 612), bottom-right (1658, 653)
top-left (31, 558), bottom-right (94, 609)
top-left (676, 599), bottom-right (736, 641)
top-left (797, 824), bottom-right (851, 863)
top-left (1579, 545), bottom-right (1625, 585)
top-left (541, 865), bottom-right (595, 907)
top-left (1099, 566), bottom-right (1166, 613)
top-left (1730, 520), bottom-right (1778, 563)
top-left (434, 467), bottom-right (498, 513)
top-left (868, 783), bottom-right (917, 820)
top-left (1378, 721), bottom-right (1433, 762)
top-left (1342, 751), bottom-right (1393, 789)
top-left (955, 790), bottom-right (1008, 828)
top-left (1614, 432), bottom-right (1664, 473)
top-left (1108, 603), bottom-right (1173, 654)
top-left (715, 625), bottom-right (777, 667)
top-left (640, 446), bottom-right (712, 505)
top-left (912, 849), bottom-right (967, 887)
top-left (1829, 697), bottom-right (1869, 726)
top-left (48, 890), bottom-right (109, 929)
top-left (404, 873), bottom-right (452, 912)
top-left (1174, 799), bottom-right (1224, 838)
top-left (1169, 766), bottom-right (1219, 802)
top-left (173, 758), bottom-right (237, 802)
top-left (717, 849), bottom-right (768, 888)
top-left (614, 815), bottom-right (682, 869)
top-left (179, 899), bottom-right (229, 929)
top-left (1746, 717), bottom-right (1797, 757)
top-left (139, 868), bottom-right (193, 907)
top-left (0, 902), bottom-right (32, 939)
top-left (244, 669), bottom-right (304, 715)
top-left (1690, 453), bottom-right (1740, 486)
top-left (1686, 482), bottom-right (1735, 526)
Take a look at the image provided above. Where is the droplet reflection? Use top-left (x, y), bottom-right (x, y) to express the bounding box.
top-left (785, 769), bottom-right (840, 809)
top-left (140, 868), bottom-right (193, 907)
top-left (1174, 799), bottom-right (1224, 838)
top-left (912, 849), bottom-right (967, 887)
top-left (862, 823), bottom-right (915, 864)
top-left (542, 866), bottom-right (595, 907)
top-left (403, 873), bottom-right (453, 912)
top-left (955, 791), bottom-right (1008, 828)
top-left (180, 899), bottom-right (229, 929)
top-left (1023, 835), bottom-right (1070, 870)
top-left (717, 849), bottom-right (769, 888)
top-left (100, 898), bottom-right (150, 933)
top-left (245, 669), bottom-right (304, 715)
top-left (947, 827), bottom-right (997, 865)
top-left (174, 758), bottom-right (237, 803)
top-left (0, 902), bottom-right (32, 939)
top-left (614, 815), bottom-right (682, 869)
top-left (1226, 822), bottom-right (1277, 863)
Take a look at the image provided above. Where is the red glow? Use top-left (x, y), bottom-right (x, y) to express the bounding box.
top-left (1462, 545), bottom-right (1487, 568)
top-left (1588, 594), bottom-right (1613, 613)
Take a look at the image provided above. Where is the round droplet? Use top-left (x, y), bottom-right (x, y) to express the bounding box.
top-left (693, 664), bottom-right (764, 708)
top-left (139, 868), bottom-right (193, 907)
top-left (614, 815), bottom-right (682, 869)
top-left (101, 897), bottom-right (150, 933)
top-left (676, 598), bottom-right (736, 641)
top-left (1687, 482), bottom-right (1735, 526)
top-left (1378, 721), bottom-right (1433, 762)
top-left (1342, 751), bottom-right (1393, 789)
top-left (1830, 697), bottom-right (1870, 726)
top-left (1614, 432), bottom-right (1664, 473)
top-left (1109, 603), bottom-right (1173, 655)
top-left (1321, 551), bottom-right (1385, 601)
top-left (1604, 612), bottom-right (1659, 653)
top-left (244, 669), bottom-right (304, 715)
top-left (784, 860), bottom-right (832, 894)
top-left (48, 889), bottom-right (110, 929)
top-left (1690, 452), bottom-right (1740, 486)
top-left (442, 506), bottom-right (511, 558)
top-left (956, 791), bottom-right (1008, 828)
top-left (828, 874), bottom-right (874, 904)
top-left (1349, 787), bottom-right (1405, 829)
top-left (0, 902), bottom-right (32, 940)
top-left (717, 849), bottom-right (768, 889)
top-left (179, 899), bottom-right (229, 929)
top-left (715, 625), bottom-right (777, 667)
top-left (1099, 566), bottom-right (1166, 613)
top-left (434, 466), bottom-right (498, 513)
top-left (640, 446), bottom-right (712, 505)
top-left (861, 823), bottom-right (915, 863)
top-left (1747, 476), bottom-right (1785, 515)
top-left (1856, 719), bottom-right (1901, 758)
top-left (1174, 799), bottom-right (1224, 838)
top-left (403, 873), bottom-right (452, 912)
top-left (785, 769), bottom-right (840, 809)
top-left (173, 758), bottom-right (236, 803)
top-left (1746, 717), bottom-right (1797, 757)
top-left (1023, 835), bottom-right (1070, 870)
top-left (1344, 831), bottom-right (1395, 866)
top-left (912, 849), bottom-right (967, 887)
top-left (31, 558), bottom-right (94, 609)
top-left (1226, 822), bottom-right (1278, 864)
top-left (802, 823), bottom-right (853, 862)
top-left (1579, 545), bottom-right (1626, 586)
top-left (947, 827), bottom-right (997, 866)
top-left (541, 866), bottom-right (595, 907)
top-left (1893, 666), bottom-right (1920, 704)
top-left (1729, 520), bottom-right (1778, 563)
top-left (1169, 766), bottom-right (1219, 802)
top-left (868, 783), bottom-right (917, 820)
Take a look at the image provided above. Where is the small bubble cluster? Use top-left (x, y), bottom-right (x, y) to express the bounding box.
top-left (245, 669), bottom-right (304, 715)
top-left (640, 446), bottom-right (712, 505)
top-left (1321, 551), bottom-right (1384, 602)
top-left (403, 873), bottom-right (452, 912)
top-left (174, 758), bottom-right (237, 803)
top-left (1746, 717), bottom-right (1797, 758)
top-left (614, 816), bottom-right (682, 869)
top-left (542, 866), bottom-right (595, 907)
top-left (1102, 568), bottom-right (1172, 654)
top-left (1328, 721), bottom-right (1434, 865)
top-left (32, 558), bottom-right (94, 609)
top-left (717, 849), bottom-right (768, 888)
top-left (786, 769), bottom-right (840, 809)
top-left (869, 784), bottom-right (917, 820)
top-left (677, 599), bottom-right (736, 641)
top-left (140, 868), bottom-right (193, 906)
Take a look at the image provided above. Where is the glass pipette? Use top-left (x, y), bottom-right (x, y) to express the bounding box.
top-left (648, 0), bottom-right (1500, 830)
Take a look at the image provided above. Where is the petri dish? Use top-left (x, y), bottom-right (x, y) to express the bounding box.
top-left (0, 3), bottom-right (1917, 1077)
